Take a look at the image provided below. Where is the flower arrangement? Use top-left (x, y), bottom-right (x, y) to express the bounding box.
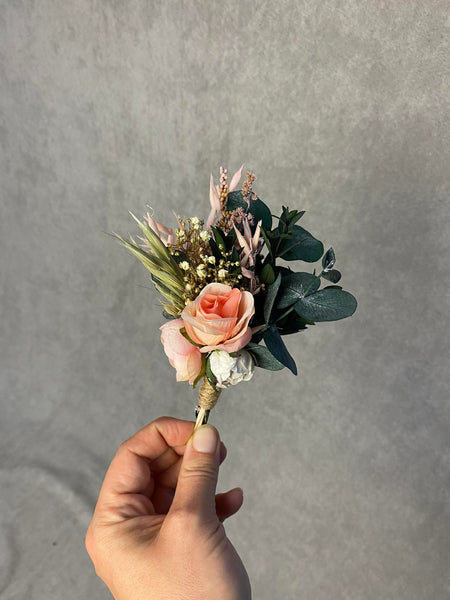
top-left (113, 166), bottom-right (357, 430)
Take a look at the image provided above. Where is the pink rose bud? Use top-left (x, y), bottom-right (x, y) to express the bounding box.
top-left (160, 319), bottom-right (202, 384)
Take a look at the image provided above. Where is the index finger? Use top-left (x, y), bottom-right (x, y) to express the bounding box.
top-left (98, 417), bottom-right (196, 501)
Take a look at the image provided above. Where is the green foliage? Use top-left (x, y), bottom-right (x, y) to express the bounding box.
top-left (276, 314), bottom-right (315, 335)
top-left (321, 269), bottom-right (341, 283)
top-left (246, 342), bottom-right (284, 371)
top-left (263, 272), bottom-right (281, 324)
top-left (226, 191), bottom-right (273, 230)
top-left (275, 225), bottom-right (324, 262)
top-left (277, 272), bottom-right (321, 309)
top-left (322, 247), bottom-right (336, 271)
top-left (193, 354), bottom-right (207, 389)
top-left (206, 355), bottom-right (218, 388)
top-left (263, 325), bottom-right (297, 375)
top-left (293, 288), bottom-right (357, 322)
top-left (260, 262), bottom-right (276, 284)
top-left (111, 214), bottom-right (186, 316)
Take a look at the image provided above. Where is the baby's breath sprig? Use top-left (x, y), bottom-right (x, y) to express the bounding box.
top-left (169, 216), bottom-right (244, 302)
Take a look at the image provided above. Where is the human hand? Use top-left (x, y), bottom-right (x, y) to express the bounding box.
top-left (85, 417), bottom-right (251, 600)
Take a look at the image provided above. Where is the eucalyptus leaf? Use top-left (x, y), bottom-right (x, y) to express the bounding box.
top-left (263, 325), bottom-right (297, 375)
top-left (226, 191), bottom-right (273, 230)
top-left (260, 262), bottom-right (276, 284)
top-left (277, 314), bottom-right (315, 335)
top-left (322, 247), bottom-right (336, 271)
top-left (294, 288), bottom-right (357, 322)
top-left (276, 225), bottom-right (324, 262)
top-left (264, 272), bottom-right (281, 324)
top-left (277, 272), bottom-right (321, 309)
top-left (322, 269), bottom-right (341, 283)
top-left (246, 342), bottom-right (284, 371)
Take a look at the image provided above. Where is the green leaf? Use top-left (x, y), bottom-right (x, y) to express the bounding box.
top-left (260, 263), bottom-right (276, 284)
top-left (230, 246), bottom-right (240, 264)
top-left (208, 237), bottom-right (224, 261)
top-left (260, 227), bottom-right (274, 260)
top-left (211, 227), bottom-right (226, 253)
top-left (277, 314), bottom-right (315, 335)
top-left (206, 355), bottom-right (218, 387)
top-left (294, 288), bottom-right (357, 322)
top-left (246, 342), bottom-right (284, 371)
top-left (287, 210), bottom-right (305, 225)
top-left (264, 272), bottom-right (281, 324)
top-left (226, 190), bottom-right (246, 210)
top-left (193, 354), bottom-right (207, 389)
top-left (226, 191), bottom-right (273, 230)
top-left (276, 225), bottom-right (324, 262)
top-left (322, 247), bottom-right (336, 271)
top-left (322, 269), bottom-right (341, 283)
top-left (180, 327), bottom-right (203, 347)
top-left (277, 272), bottom-right (321, 309)
top-left (263, 325), bottom-right (297, 375)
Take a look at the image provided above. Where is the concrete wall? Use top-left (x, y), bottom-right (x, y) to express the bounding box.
top-left (1, 1), bottom-right (449, 598)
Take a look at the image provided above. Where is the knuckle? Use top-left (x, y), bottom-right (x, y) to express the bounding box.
top-left (181, 461), bottom-right (218, 482)
top-left (84, 525), bottom-right (95, 557)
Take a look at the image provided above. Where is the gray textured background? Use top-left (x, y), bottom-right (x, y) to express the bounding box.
top-left (1, 1), bottom-right (449, 599)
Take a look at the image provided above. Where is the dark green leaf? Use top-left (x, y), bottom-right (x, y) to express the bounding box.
top-left (226, 191), bottom-right (273, 230)
top-left (264, 272), bottom-right (281, 324)
top-left (206, 355), bottom-right (217, 388)
top-left (322, 269), bottom-right (341, 283)
top-left (277, 272), bottom-right (321, 309)
top-left (208, 237), bottom-right (224, 261)
top-left (250, 329), bottom-right (265, 344)
top-left (211, 227), bottom-right (226, 253)
top-left (193, 354), bottom-right (207, 389)
top-left (162, 310), bottom-right (176, 320)
top-left (277, 314), bottom-right (315, 335)
top-left (322, 247), bottom-right (336, 271)
top-left (260, 263), bottom-right (276, 284)
top-left (250, 198), bottom-right (272, 229)
top-left (246, 342), bottom-right (284, 371)
top-left (263, 325), bottom-right (297, 375)
top-left (276, 225), bottom-right (324, 262)
top-left (294, 288), bottom-right (357, 322)
top-left (230, 246), bottom-right (240, 264)
top-left (287, 210), bottom-right (305, 225)
top-left (172, 250), bottom-right (189, 265)
top-left (260, 227), bottom-right (273, 259)
top-left (226, 190), bottom-right (246, 211)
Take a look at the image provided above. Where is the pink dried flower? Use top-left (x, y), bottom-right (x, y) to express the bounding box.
top-left (143, 212), bottom-right (174, 245)
top-left (206, 165), bottom-right (244, 229)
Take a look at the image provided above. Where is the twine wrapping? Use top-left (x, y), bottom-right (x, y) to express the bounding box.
top-left (194, 378), bottom-right (221, 431)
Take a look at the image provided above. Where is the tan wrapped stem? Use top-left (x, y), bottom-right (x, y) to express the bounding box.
top-left (194, 378), bottom-right (221, 431)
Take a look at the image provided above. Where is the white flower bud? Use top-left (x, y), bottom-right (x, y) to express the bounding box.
top-left (209, 350), bottom-right (255, 389)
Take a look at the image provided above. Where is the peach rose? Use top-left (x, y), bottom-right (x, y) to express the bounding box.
top-left (181, 283), bottom-right (255, 353)
top-left (160, 319), bottom-right (202, 384)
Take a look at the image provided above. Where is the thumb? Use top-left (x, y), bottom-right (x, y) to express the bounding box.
top-left (169, 425), bottom-right (220, 524)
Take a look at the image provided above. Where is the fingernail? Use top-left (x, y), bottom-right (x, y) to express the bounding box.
top-left (193, 426), bottom-right (218, 454)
